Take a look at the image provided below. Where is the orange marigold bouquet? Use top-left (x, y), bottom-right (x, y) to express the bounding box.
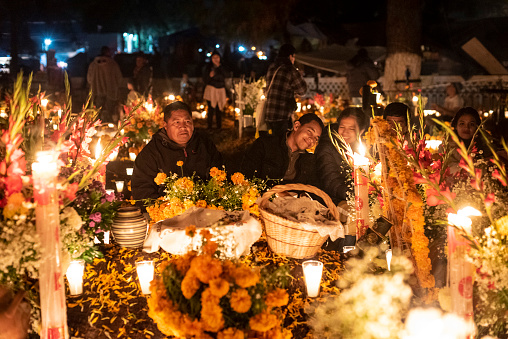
top-left (146, 167), bottom-right (270, 224)
top-left (148, 227), bottom-right (291, 338)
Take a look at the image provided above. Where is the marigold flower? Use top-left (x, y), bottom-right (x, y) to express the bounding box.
top-left (203, 240), bottom-right (218, 255)
top-left (191, 255), bottom-right (223, 284)
top-left (154, 172), bottom-right (167, 185)
top-left (185, 225), bottom-right (197, 237)
top-left (200, 229), bottom-right (213, 240)
top-left (231, 172), bottom-right (246, 185)
top-left (181, 271), bottom-right (201, 299)
top-left (232, 265), bottom-right (260, 288)
top-left (137, 122), bottom-right (144, 129)
top-left (209, 278), bottom-right (229, 298)
top-left (2, 192), bottom-right (27, 219)
top-left (181, 317), bottom-right (203, 336)
top-left (196, 200), bottom-right (208, 208)
top-left (249, 310), bottom-right (278, 332)
top-left (229, 288), bottom-right (251, 313)
top-left (265, 288), bottom-right (289, 308)
top-left (218, 328), bottom-right (244, 339)
top-left (210, 167), bottom-right (220, 177)
top-left (177, 160), bottom-right (184, 167)
top-left (175, 177), bottom-right (194, 192)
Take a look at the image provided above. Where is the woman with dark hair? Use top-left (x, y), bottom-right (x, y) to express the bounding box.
top-left (203, 51), bottom-right (229, 129)
top-left (315, 107), bottom-right (368, 251)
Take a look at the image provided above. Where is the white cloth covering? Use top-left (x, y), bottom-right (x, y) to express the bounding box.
top-left (143, 207), bottom-right (262, 258)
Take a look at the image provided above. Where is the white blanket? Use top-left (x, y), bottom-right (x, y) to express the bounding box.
top-left (143, 207), bottom-right (263, 258)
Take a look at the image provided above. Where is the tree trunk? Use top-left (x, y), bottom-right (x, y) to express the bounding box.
top-left (384, 0), bottom-right (423, 98)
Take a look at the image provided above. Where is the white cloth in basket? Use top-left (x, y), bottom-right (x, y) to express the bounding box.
top-left (143, 207), bottom-right (262, 258)
top-left (263, 196), bottom-right (344, 241)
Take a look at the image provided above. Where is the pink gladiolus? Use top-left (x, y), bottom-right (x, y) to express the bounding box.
top-left (485, 193), bottom-right (495, 208)
top-left (65, 182), bottom-right (79, 201)
top-left (5, 176), bottom-right (23, 195)
top-left (492, 169), bottom-right (507, 186)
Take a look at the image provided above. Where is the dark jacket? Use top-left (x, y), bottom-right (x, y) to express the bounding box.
top-left (132, 128), bottom-right (223, 200)
top-left (203, 64), bottom-right (228, 89)
top-left (241, 134), bottom-right (318, 186)
top-left (315, 131), bottom-right (354, 205)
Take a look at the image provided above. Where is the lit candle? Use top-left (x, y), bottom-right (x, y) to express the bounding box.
top-left (41, 98), bottom-right (49, 109)
top-left (66, 260), bottom-right (85, 295)
top-left (386, 249), bottom-right (392, 271)
top-left (168, 94), bottom-right (175, 101)
top-left (136, 261), bottom-right (155, 294)
top-left (352, 142), bottom-right (370, 238)
top-left (95, 138), bottom-right (102, 161)
top-left (106, 189), bottom-right (114, 195)
top-left (32, 151), bottom-right (68, 338)
top-left (447, 207), bottom-right (481, 322)
top-left (129, 152), bottom-right (136, 161)
top-left (115, 180), bottom-right (125, 192)
top-left (57, 109), bottom-right (62, 118)
top-left (302, 260), bottom-right (323, 298)
top-left (126, 167), bottom-right (134, 176)
top-left (425, 140), bottom-right (442, 151)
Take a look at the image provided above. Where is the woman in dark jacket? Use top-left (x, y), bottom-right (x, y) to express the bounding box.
top-left (203, 51), bottom-right (229, 129)
top-left (315, 107), bottom-right (368, 251)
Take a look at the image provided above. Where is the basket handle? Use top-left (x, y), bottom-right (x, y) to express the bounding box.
top-left (258, 184), bottom-right (341, 221)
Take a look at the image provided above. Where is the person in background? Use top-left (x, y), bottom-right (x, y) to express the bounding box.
top-left (431, 83), bottom-right (464, 121)
top-left (132, 101), bottom-right (223, 200)
top-left (203, 51), bottom-right (229, 129)
top-left (346, 48), bottom-right (380, 105)
top-left (87, 46), bottom-right (124, 123)
top-left (383, 102), bottom-right (410, 141)
top-left (241, 113), bottom-right (324, 186)
top-left (132, 52), bottom-right (152, 98)
top-left (315, 107), bottom-right (369, 251)
top-left (263, 43), bottom-right (307, 139)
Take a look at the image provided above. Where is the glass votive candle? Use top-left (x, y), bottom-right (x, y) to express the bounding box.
top-left (126, 167), bottom-right (134, 176)
top-left (66, 260), bottom-right (85, 295)
top-left (136, 261), bottom-right (155, 294)
top-left (302, 260), bottom-right (323, 298)
top-left (106, 189), bottom-right (114, 195)
top-left (129, 152), bottom-right (136, 161)
top-left (115, 180), bottom-right (124, 192)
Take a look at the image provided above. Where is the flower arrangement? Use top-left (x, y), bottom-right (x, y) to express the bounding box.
top-left (146, 166), bottom-right (269, 224)
top-left (307, 248), bottom-right (414, 338)
top-left (0, 73), bottom-right (131, 332)
top-left (123, 95), bottom-right (165, 151)
top-left (234, 78), bottom-right (266, 116)
top-left (148, 226), bottom-right (290, 338)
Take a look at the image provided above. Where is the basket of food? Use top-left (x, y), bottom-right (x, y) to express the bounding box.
top-left (258, 184), bottom-right (344, 259)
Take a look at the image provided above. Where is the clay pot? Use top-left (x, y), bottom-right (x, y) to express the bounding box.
top-left (111, 206), bottom-right (148, 248)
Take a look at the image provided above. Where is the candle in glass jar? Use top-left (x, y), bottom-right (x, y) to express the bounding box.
top-left (126, 167), bottom-right (134, 176)
top-left (66, 260), bottom-right (85, 295)
top-left (302, 260), bottom-right (323, 298)
top-left (129, 152), bottom-right (136, 161)
top-left (136, 261), bottom-right (155, 294)
top-left (352, 143), bottom-right (369, 238)
top-left (115, 181), bottom-right (124, 192)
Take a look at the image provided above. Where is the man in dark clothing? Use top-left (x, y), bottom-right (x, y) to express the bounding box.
top-left (241, 113), bottom-right (324, 185)
top-left (132, 101), bottom-right (223, 200)
top-left (263, 44), bottom-right (308, 139)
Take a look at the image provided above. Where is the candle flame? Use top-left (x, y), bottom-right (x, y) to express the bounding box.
top-left (447, 206), bottom-right (481, 233)
top-left (358, 142), bottom-right (366, 157)
top-left (95, 138), bottom-right (102, 160)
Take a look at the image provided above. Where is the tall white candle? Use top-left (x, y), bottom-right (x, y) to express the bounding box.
top-left (66, 260), bottom-right (85, 295)
top-left (447, 207), bottom-right (481, 321)
top-left (302, 260), bottom-right (323, 298)
top-left (136, 261), bottom-right (155, 294)
top-left (353, 143), bottom-right (369, 238)
top-left (32, 151), bottom-right (68, 339)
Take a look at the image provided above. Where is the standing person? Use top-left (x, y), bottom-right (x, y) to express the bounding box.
top-left (87, 46), bottom-right (124, 123)
top-left (263, 43), bottom-right (308, 139)
top-left (346, 48), bottom-right (379, 105)
top-left (132, 52), bottom-right (152, 98)
top-left (203, 51), bottom-right (228, 129)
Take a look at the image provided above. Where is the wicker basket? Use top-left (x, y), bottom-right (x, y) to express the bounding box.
top-left (258, 184), bottom-right (342, 259)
